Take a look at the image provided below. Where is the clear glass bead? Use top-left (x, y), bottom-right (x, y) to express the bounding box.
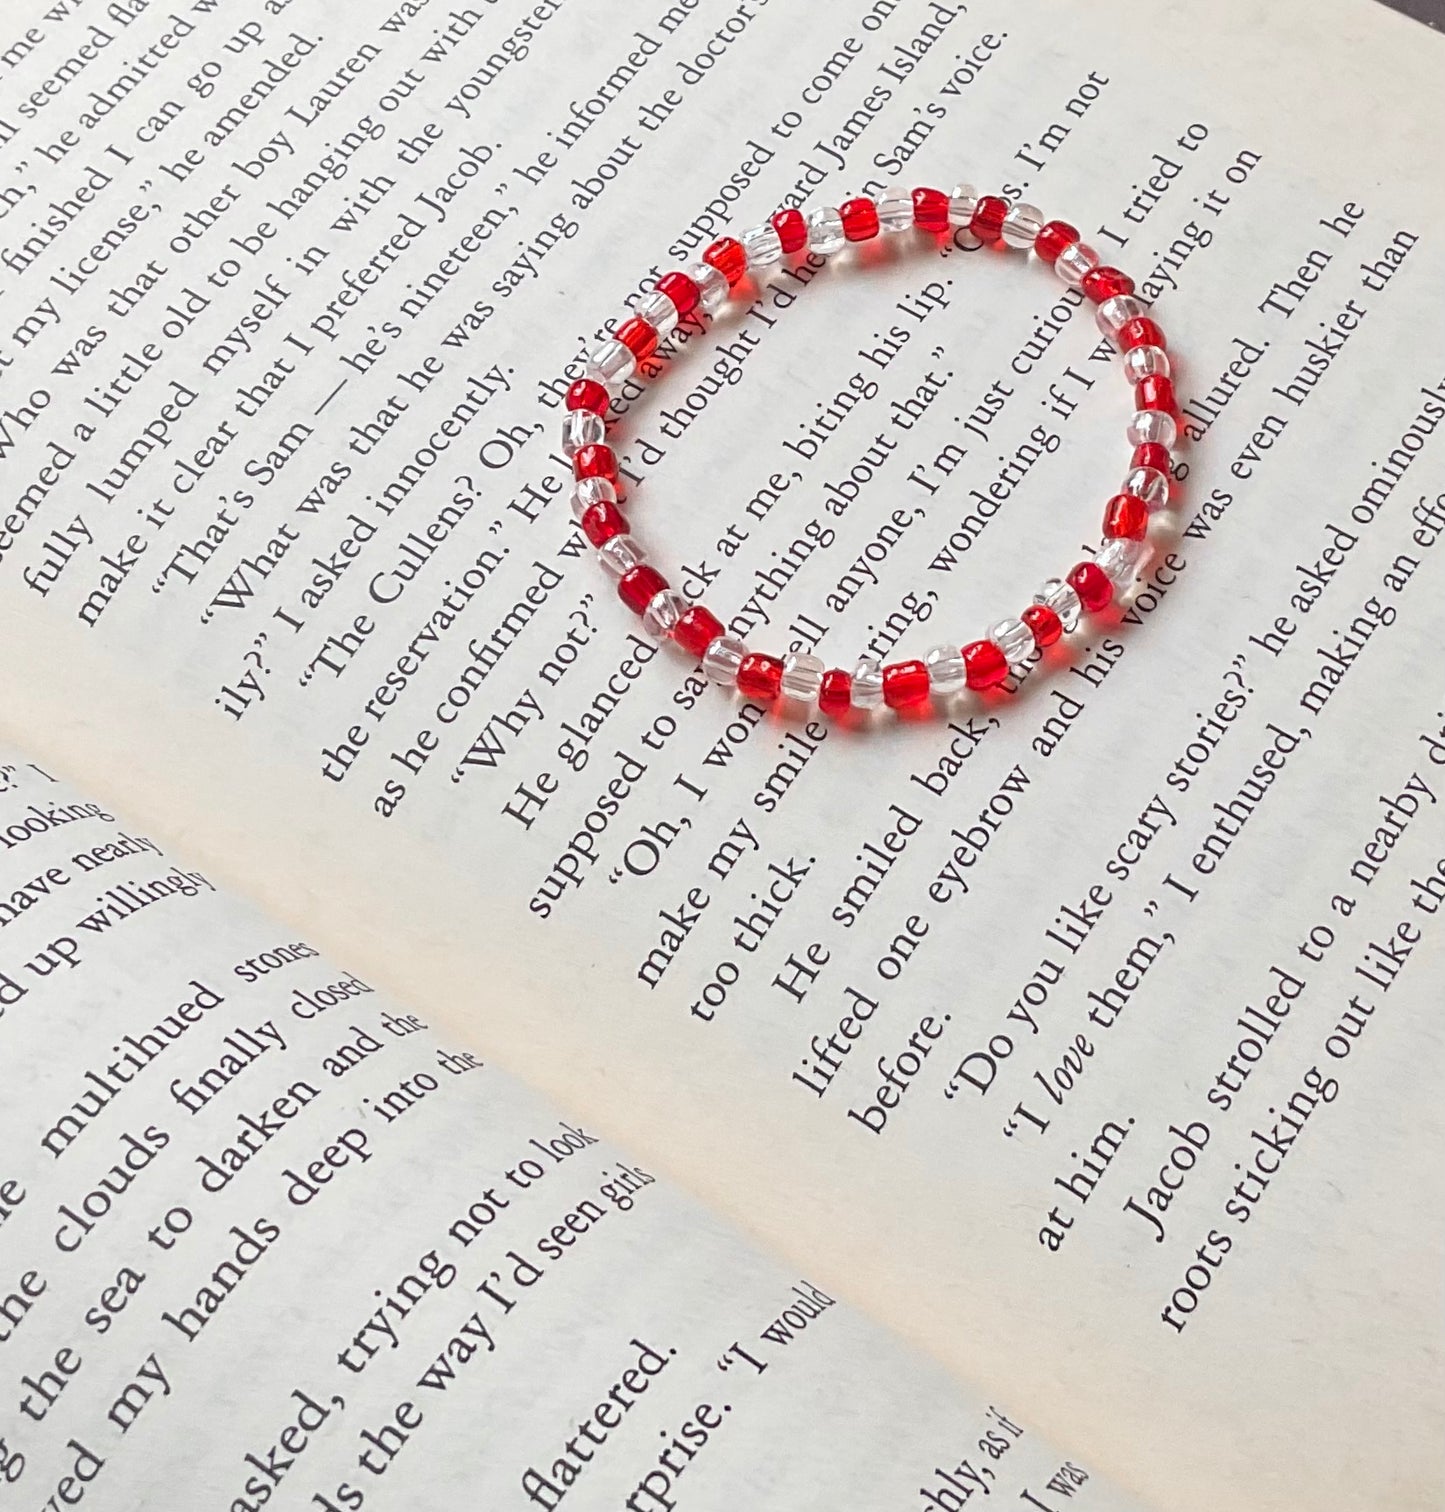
top-left (1127, 409), bottom-right (1178, 448)
top-left (806, 205), bottom-right (845, 256)
top-left (1123, 465), bottom-right (1170, 511)
top-left (641, 588), bottom-right (687, 639)
top-left (946, 183), bottom-right (978, 228)
top-left (925, 643), bottom-right (966, 696)
top-left (585, 337), bottom-right (634, 391)
top-left (561, 409), bottom-right (604, 458)
top-left (781, 652), bottom-right (824, 701)
top-left (877, 189), bottom-right (914, 233)
top-left (597, 535), bottom-right (646, 578)
top-left (702, 633), bottom-right (747, 686)
top-left (851, 656), bottom-right (884, 710)
top-left (988, 617), bottom-right (1035, 669)
top-left (1054, 240), bottom-right (1100, 286)
top-left (1001, 201), bottom-right (1044, 250)
top-left (1122, 344), bottom-right (1170, 382)
top-left (571, 475), bottom-right (617, 521)
top-left (633, 287), bottom-right (679, 339)
top-left (1097, 537), bottom-right (1152, 590)
top-left (741, 221), bottom-right (783, 270)
top-left (1097, 294), bottom-right (1146, 337)
top-left (1034, 578), bottom-right (1082, 633)
top-left (685, 260), bottom-right (729, 315)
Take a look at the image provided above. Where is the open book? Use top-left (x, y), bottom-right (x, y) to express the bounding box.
top-left (1, 0), bottom-right (1442, 1505)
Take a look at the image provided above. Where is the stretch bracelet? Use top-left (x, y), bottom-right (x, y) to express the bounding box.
top-left (563, 186), bottom-right (1180, 718)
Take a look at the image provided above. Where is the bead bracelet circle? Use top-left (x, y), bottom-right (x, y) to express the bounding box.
top-left (562, 186), bottom-right (1180, 719)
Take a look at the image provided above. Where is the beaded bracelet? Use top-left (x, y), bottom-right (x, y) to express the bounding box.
top-left (562, 186), bottom-right (1179, 719)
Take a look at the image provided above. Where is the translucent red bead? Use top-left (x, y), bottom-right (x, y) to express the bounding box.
top-left (1117, 317), bottom-right (1166, 352)
top-left (566, 378), bottom-right (609, 415)
top-left (580, 500), bottom-right (627, 546)
top-left (736, 653), bottom-right (784, 701)
top-left (1082, 266), bottom-right (1135, 302)
top-left (1068, 561), bottom-right (1114, 613)
top-left (1103, 493), bottom-right (1150, 541)
top-left (1034, 220), bottom-right (1079, 263)
top-left (1132, 442), bottom-right (1171, 474)
top-left (703, 237), bottom-right (747, 288)
top-left (1022, 603), bottom-right (1063, 647)
top-left (970, 195), bottom-right (1008, 242)
top-left (674, 605), bottom-right (723, 659)
top-left (657, 270), bottom-right (700, 316)
top-left (1135, 375), bottom-right (1178, 415)
top-left (616, 316), bottom-right (658, 364)
top-left (618, 564), bottom-right (667, 614)
top-left (883, 660), bottom-right (929, 709)
top-left (818, 669), bottom-right (852, 717)
top-left (963, 640), bottom-right (1008, 690)
top-left (841, 197), bottom-right (880, 241)
top-left (573, 443), bottom-right (617, 481)
top-left (772, 207), bottom-right (807, 254)
top-left (911, 186), bottom-right (950, 234)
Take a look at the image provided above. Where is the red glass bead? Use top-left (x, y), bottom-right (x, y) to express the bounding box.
top-left (580, 499), bottom-right (627, 546)
top-left (703, 236), bottom-right (747, 288)
top-left (841, 197), bottom-right (880, 241)
top-left (1132, 442), bottom-right (1171, 474)
top-left (772, 207), bottom-right (807, 254)
top-left (970, 195), bottom-right (1008, 242)
top-left (1034, 220), bottom-right (1079, 263)
top-left (618, 564), bottom-right (667, 615)
top-left (566, 378), bottom-right (609, 415)
top-left (1021, 603), bottom-right (1063, 647)
top-left (736, 653), bottom-right (784, 701)
top-left (573, 443), bottom-right (617, 482)
top-left (1082, 266), bottom-right (1134, 303)
top-left (1117, 317), bottom-right (1166, 352)
top-left (962, 639), bottom-right (1008, 690)
top-left (911, 186), bottom-right (950, 234)
top-left (818, 669), bottom-right (852, 718)
top-left (657, 270), bottom-right (700, 316)
top-left (882, 659), bottom-right (929, 710)
top-left (1068, 560), bottom-right (1114, 614)
top-left (1135, 375), bottom-right (1178, 415)
top-left (1103, 493), bottom-right (1150, 541)
top-left (674, 605), bottom-right (723, 659)
top-left (616, 316), bottom-right (657, 364)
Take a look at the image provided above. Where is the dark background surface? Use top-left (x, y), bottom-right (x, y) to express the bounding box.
top-left (1381, 0), bottom-right (1443, 27)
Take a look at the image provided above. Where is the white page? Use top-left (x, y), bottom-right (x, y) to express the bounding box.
top-left (0, 0), bottom-right (1441, 1506)
top-left (0, 750), bottom-right (1138, 1509)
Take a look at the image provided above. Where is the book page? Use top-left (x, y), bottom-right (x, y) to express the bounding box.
top-left (0, 750), bottom-right (1134, 1510)
top-left (0, 0), bottom-right (1443, 1507)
